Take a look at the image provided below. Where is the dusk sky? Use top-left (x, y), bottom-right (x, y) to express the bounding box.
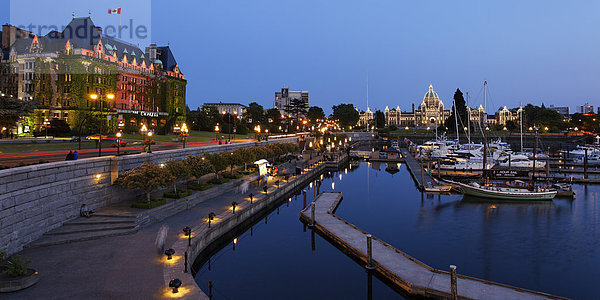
top-left (2, 0), bottom-right (599, 114)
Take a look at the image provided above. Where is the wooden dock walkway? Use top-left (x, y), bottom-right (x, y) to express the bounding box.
top-left (300, 192), bottom-right (567, 300)
top-left (401, 149), bottom-right (434, 190)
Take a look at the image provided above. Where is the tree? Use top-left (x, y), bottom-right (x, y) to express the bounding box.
top-left (226, 150), bottom-right (244, 174)
top-left (164, 160), bottom-right (191, 193)
top-left (444, 89), bottom-right (468, 132)
top-left (204, 153), bottom-right (228, 178)
top-left (375, 110), bottom-right (385, 128)
top-left (505, 120), bottom-right (517, 131)
top-left (266, 108), bottom-right (283, 126)
top-left (116, 162), bottom-right (170, 203)
top-left (184, 155), bottom-right (215, 184)
top-left (234, 147), bottom-right (256, 171)
top-left (332, 104), bottom-right (360, 129)
top-left (188, 105), bottom-right (222, 131)
top-left (245, 102), bottom-right (265, 125)
top-left (0, 95), bottom-right (35, 131)
top-left (523, 104), bottom-right (566, 132)
top-left (307, 106), bottom-right (325, 123)
top-left (47, 119), bottom-right (71, 136)
top-left (284, 98), bottom-right (309, 123)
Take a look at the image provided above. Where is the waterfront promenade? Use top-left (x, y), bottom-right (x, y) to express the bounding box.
top-left (300, 191), bottom-right (567, 300)
top-left (8, 154), bottom-right (328, 299)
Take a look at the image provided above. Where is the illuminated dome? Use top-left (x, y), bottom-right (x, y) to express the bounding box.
top-left (421, 84), bottom-right (443, 108)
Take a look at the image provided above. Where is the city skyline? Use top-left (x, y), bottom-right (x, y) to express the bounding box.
top-left (1, 0), bottom-right (599, 114)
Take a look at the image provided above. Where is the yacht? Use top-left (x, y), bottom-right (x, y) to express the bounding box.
top-left (496, 154), bottom-right (546, 169)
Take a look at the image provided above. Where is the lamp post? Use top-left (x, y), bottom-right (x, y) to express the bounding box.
top-left (181, 123), bottom-right (188, 149)
top-left (222, 111), bottom-right (231, 140)
top-left (89, 93), bottom-right (114, 157)
top-left (43, 118), bottom-right (50, 138)
top-left (116, 132), bottom-right (122, 155)
top-left (214, 123), bottom-right (220, 140)
top-left (233, 111), bottom-right (238, 140)
top-left (147, 131), bottom-right (153, 153)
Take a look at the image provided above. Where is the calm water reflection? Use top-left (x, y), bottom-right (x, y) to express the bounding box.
top-left (195, 161), bottom-right (600, 299)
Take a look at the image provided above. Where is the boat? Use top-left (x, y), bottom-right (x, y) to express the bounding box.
top-left (424, 183), bottom-right (453, 193)
top-left (573, 153), bottom-right (600, 165)
top-left (551, 183), bottom-right (575, 198)
top-left (449, 180), bottom-right (556, 200)
top-left (452, 121), bottom-right (557, 201)
top-left (496, 154), bottom-right (546, 169)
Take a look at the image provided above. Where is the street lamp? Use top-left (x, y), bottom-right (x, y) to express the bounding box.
top-left (214, 123), bottom-right (220, 140)
top-left (147, 131), bottom-right (153, 153)
top-left (181, 123), bottom-right (188, 149)
top-left (233, 111), bottom-right (238, 139)
top-left (89, 93), bottom-right (114, 157)
top-left (222, 110), bottom-right (231, 140)
top-left (116, 132), bottom-right (122, 155)
top-left (43, 118), bottom-right (50, 138)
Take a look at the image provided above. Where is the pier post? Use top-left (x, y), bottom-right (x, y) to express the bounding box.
top-left (303, 190), bottom-right (307, 208)
top-left (420, 161), bottom-right (424, 189)
top-left (546, 148), bottom-right (550, 177)
top-left (184, 251), bottom-right (188, 273)
top-left (366, 234), bottom-right (375, 269)
top-left (508, 153), bottom-right (511, 170)
top-left (584, 148), bottom-right (588, 179)
top-left (450, 265), bottom-right (458, 300)
top-left (310, 202), bottom-right (316, 227)
top-left (208, 281), bottom-right (213, 300)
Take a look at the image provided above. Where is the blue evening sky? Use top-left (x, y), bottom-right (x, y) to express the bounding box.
top-left (2, 1), bottom-right (599, 114)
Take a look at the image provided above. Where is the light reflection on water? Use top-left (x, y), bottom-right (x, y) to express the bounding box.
top-left (195, 161), bottom-right (600, 300)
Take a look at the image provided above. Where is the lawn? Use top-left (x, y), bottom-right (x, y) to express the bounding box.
top-left (123, 131), bottom-right (254, 142)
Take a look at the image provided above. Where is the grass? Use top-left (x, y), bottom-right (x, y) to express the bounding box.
top-left (0, 141), bottom-right (112, 154)
top-left (123, 131), bottom-right (254, 143)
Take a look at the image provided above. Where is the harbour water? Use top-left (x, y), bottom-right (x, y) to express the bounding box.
top-left (194, 161), bottom-right (600, 299)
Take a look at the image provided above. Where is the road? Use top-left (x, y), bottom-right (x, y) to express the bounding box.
top-left (0, 139), bottom-right (254, 166)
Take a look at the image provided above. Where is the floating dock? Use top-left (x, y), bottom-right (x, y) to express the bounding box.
top-left (401, 149), bottom-right (434, 190)
top-left (300, 192), bottom-right (567, 300)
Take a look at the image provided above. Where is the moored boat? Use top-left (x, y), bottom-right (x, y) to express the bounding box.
top-left (448, 180), bottom-right (557, 200)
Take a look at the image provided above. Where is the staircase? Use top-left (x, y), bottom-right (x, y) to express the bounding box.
top-left (26, 214), bottom-right (138, 248)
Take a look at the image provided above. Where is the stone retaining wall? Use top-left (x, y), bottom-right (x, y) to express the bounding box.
top-left (0, 137), bottom-right (297, 255)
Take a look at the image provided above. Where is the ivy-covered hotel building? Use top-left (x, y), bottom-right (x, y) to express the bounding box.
top-left (0, 17), bottom-right (186, 134)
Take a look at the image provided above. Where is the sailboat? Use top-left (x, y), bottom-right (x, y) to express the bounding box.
top-left (446, 84), bottom-right (557, 201)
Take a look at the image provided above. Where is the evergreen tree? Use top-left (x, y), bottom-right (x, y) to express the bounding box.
top-left (444, 89), bottom-right (468, 132)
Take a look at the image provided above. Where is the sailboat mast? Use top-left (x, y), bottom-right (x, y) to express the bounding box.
top-left (482, 128), bottom-right (488, 185)
top-left (366, 72), bottom-right (369, 132)
top-left (520, 103), bottom-right (523, 152)
top-left (531, 127), bottom-right (538, 185)
top-left (483, 81), bottom-right (488, 126)
top-left (466, 92), bottom-right (471, 144)
top-left (454, 96), bottom-right (459, 143)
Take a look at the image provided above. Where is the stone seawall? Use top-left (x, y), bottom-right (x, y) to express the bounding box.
top-left (0, 138), bottom-right (297, 255)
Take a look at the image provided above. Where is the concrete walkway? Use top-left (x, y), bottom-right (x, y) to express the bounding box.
top-left (8, 157), bottom-right (318, 299)
top-left (301, 192), bottom-right (567, 300)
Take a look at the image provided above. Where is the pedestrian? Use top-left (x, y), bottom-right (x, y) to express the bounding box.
top-left (155, 224), bottom-right (169, 254)
top-left (239, 180), bottom-right (249, 194)
top-left (65, 150), bottom-right (74, 160)
top-left (73, 150), bottom-right (79, 160)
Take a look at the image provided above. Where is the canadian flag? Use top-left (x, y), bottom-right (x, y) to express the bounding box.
top-left (108, 8), bottom-right (121, 14)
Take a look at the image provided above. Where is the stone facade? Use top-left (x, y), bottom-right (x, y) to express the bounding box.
top-left (0, 138), bottom-right (296, 255)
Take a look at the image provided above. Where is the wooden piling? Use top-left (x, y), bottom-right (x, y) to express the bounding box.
top-left (450, 265), bottom-right (457, 300)
top-left (302, 190), bottom-right (307, 208)
top-left (366, 234), bottom-right (374, 269)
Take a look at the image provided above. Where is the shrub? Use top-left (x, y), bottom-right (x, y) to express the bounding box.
top-left (208, 177), bottom-right (230, 184)
top-left (223, 172), bottom-right (243, 179)
top-left (131, 198), bottom-right (166, 209)
top-left (187, 183), bottom-right (213, 191)
top-left (163, 190), bottom-right (192, 199)
top-left (116, 162), bottom-right (171, 203)
top-left (4, 255), bottom-right (30, 277)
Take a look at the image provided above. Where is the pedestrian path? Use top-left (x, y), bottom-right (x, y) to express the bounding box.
top-left (13, 155), bottom-right (326, 299)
